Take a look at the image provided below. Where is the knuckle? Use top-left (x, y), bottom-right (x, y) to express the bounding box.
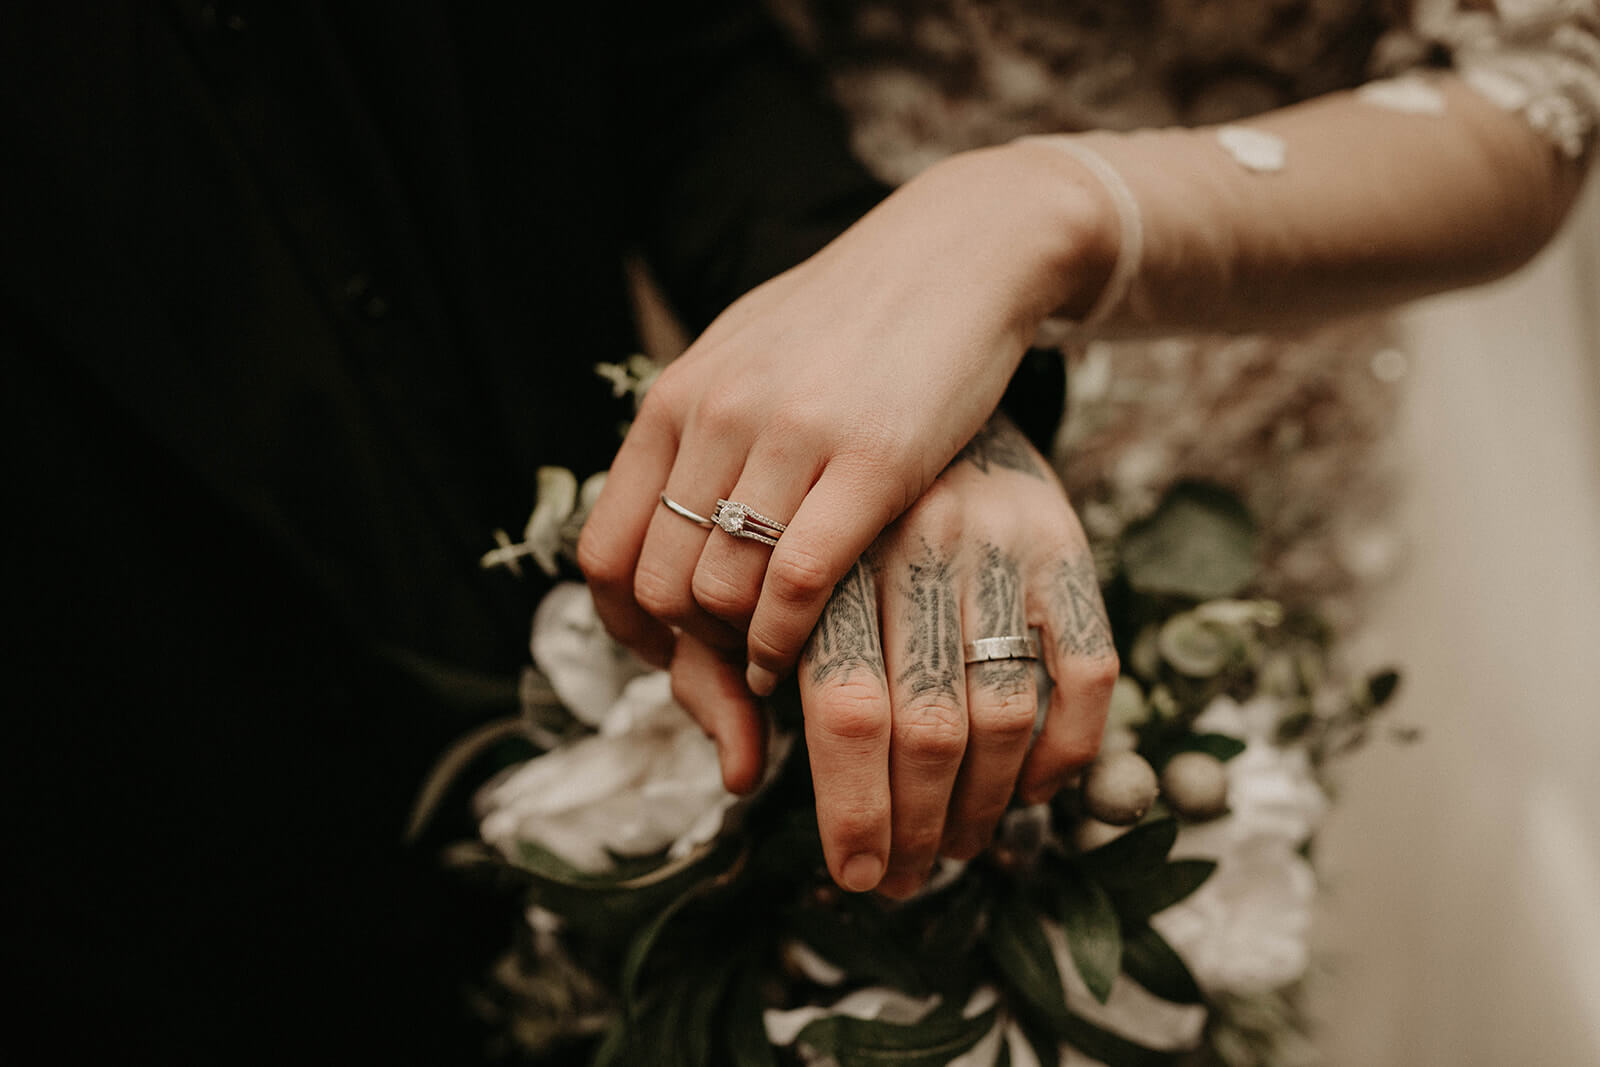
top-left (970, 682), bottom-right (1039, 746)
top-left (1034, 733), bottom-right (1102, 781)
top-left (1075, 652), bottom-right (1121, 707)
top-left (575, 528), bottom-right (627, 590)
top-left (893, 700), bottom-right (968, 765)
top-left (691, 564), bottom-right (758, 624)
top-left (765, 544), bottom-right (835, 607)
top-left (693, 382), bottom-right (755, 439)
top-left (892, 828), bottom-right (944, 864)
top-left (811, 685), bottom-right (890, 745)
top-left (825, 803), bottom-right (891, 851)
top-left (632, 561), bottom-right (690, 623)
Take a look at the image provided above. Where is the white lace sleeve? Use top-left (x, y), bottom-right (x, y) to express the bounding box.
top-left (1375, 0), bottom-right (1600, 158)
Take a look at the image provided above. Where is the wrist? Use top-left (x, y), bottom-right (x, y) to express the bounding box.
top-left (907, 143), bottom-right (1121, 336)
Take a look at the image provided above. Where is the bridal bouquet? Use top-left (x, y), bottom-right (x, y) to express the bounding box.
top-left (460, 447), bottom-right (1403, 1066)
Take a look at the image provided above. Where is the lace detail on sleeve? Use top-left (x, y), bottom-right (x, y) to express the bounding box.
top-left (1375, 0), bottom-right (1600, 158)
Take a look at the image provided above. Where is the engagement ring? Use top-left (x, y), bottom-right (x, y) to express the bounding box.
top-left (711, 499), bottom-right (788, 547)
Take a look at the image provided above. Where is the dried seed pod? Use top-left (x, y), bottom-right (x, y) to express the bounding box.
top-left (1081, 751), bottom-right (1159, 826)
top-left (1161, 751), bottom-right (1229, 820)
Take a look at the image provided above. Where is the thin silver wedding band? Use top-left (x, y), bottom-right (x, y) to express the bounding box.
top-left (659, 493), bottom-right (714, 529)
top-left (963, 635), bottom-right (1041, 663)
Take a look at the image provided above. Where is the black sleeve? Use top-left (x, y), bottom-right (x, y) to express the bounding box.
top-left (615, 0), bottom-right (891, 332)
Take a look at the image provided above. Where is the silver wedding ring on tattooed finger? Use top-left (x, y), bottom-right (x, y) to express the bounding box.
top-left (711, 499), bottom-right (788, 547)
top-left (963, 635), bottom-right (1041, 663)
top-left (660, 493), bottom-right (715, 529)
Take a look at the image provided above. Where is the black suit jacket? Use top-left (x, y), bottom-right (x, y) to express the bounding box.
top-left (4, 2), bottom-right (887, 1060)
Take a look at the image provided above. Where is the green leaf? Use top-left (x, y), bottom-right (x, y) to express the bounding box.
top-left (591, 1015), bottom-right (633, 1067)
top-left (983, 888), bottom-right (1071, 1033)
top-left (725, 960), bottom-right (779, 1067)
top-left (1112, 860), bottom-right (1217, 921)
top-left (620, 870), bottom-right (728, 1011)
top-left (1366, 668), bottom-right (1402, 707)
top-left (660, 956), bottom-right (738, 1067)
top-left (917, 876), bottom-right (988, 965)
top-left (1015, 1016), bottom-right (1062, 1067)
top-left (795, 1007), bottom-right (997, 1067)
top-left (1120, 925), bottom-right (1202, 1005)
top-left (1176, 733), bottom-right (1247, 763)
top-left (1119, 482), bottom-right (1258, 600)
top-left (1077, 819), bottom-right (1179, 889)
top-left (1059, 875), bottom-right (1122, 1004)
top-left (790, 899), bottom-right (929, 995)
top-left (1057, 1013), bottom-right (1177, 1067)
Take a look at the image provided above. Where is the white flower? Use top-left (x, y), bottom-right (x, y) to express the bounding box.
top-left (1145, 694), bottom-right (1326, 995)
top-left (476, 584), bottom-right (734, 872)
top-left (1187, 696), bottom-right (1326, 849)
top-left (1042, 919), bottom-right (1207, 1055)
top-left (1150, 836), bottom-right (1317, 996)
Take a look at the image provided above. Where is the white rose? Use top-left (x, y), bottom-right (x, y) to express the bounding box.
top-left (476, 585), bottom-right (734, 872)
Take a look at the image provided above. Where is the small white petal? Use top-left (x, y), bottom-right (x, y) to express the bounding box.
top-left (1215, 125), bottom-right (1286, 173)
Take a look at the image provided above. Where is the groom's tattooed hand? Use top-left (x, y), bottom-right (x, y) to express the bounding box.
top-left (802, 561), bottom-right (885, 684)
top-left (947, 415), bottom-right (1044, 480)
top-left (972, 543), bottom-right (1032, 692)
top-left (1049, 552), bottom-right (1114, 659)
top-left (896, 541), bottom-right (963, 703)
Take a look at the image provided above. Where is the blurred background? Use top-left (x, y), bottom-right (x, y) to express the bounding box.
top-left (1311, 172), bottom-right (1600, 1063)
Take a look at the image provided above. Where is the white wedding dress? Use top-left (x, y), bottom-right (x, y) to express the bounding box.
top-left (1314, 169), bottom-right (1600, 1066)
top-left (770, 2), bottom-right (1600, 1062)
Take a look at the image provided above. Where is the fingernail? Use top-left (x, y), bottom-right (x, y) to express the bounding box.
top-left (746, 664), bottom-right (778, 696)
top-left (840, 853), bottom-right (884, 893)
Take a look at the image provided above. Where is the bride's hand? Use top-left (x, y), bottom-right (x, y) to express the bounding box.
top-left (577, 145), bottom-right (1115, 691)
top-left (668, 414), bottom-right (1118, 896)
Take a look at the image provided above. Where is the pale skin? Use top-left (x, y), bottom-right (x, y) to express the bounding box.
top-left (579, 74), bottom-right (1587, 893)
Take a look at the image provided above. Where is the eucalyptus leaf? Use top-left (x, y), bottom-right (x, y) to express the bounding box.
top-left (1078, 819), bottom-right (1179, 889)
top-left (790, 901), bottom-right (929, 995)
top-left (591, 1015), bottom-right (632, 1067)
top-left (620, 870), bottom-right (727, 1011)
top-left (1058, 875), bottom-right (1122, 1004)
top-left (1120, 483), bottom-right (1258, 600)
top-left (1366, 668), bottom-right (1402, 707)
top-left (1016, 1016), bottom-right (1063, 1067)
top-left (726, 961), bottom-right (780, 1067)
top-left (983, 888), bottom-right (1071, 1033)
top-left (1120, 925), bottom-right (1202, 1005)
top-left (1178, 733), bottom-right (1247, 763)
top-left (795, 1006), bottom-right (997, 1066)
top-left (1112, 860), bottom-right (1217, 921)
top-left (1057, 1013), bottom-right (1177, 1067)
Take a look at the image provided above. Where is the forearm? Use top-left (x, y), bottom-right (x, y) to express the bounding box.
top-left (1011, 74), bottom-right (1589, 334)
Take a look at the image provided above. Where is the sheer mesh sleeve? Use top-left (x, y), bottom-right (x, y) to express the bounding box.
top-left (1375, 1), bottom-right (1600, 158)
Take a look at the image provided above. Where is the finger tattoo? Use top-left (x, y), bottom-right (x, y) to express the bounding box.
top-left (897, 541), bottom-right (963, 702)
top-left (972, 543), bottom-right (1033, 692)
top-left (802, 561), bottom-right (885, 684)
top-left (947, 414), bottom-right (1044, 480)
top-left (1050, 553), bottom-right (1115, 658)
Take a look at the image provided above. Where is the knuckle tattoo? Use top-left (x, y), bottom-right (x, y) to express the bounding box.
top-left (802, 562), bottom-right (884, 684)
top-left (1049, 552), bottom-right (1115, 659)
top-left (944, 412), bottom-right (1044, 480)
top-left (894, 540), bottom-right (963, 704)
